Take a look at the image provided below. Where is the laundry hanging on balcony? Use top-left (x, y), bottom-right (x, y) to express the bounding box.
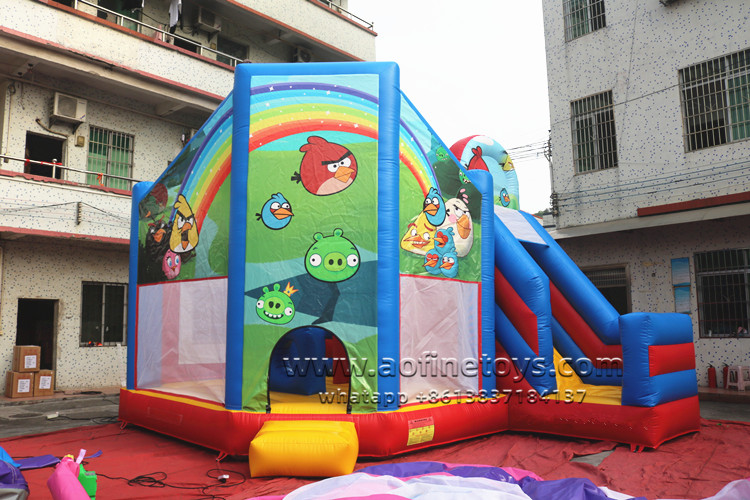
top-left (169, 0), bottom-right (182, 29)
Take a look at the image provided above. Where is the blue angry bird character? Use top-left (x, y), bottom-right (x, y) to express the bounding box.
top-left (423, 250), bottom-right (443, 276)
top-left (499, 188), bottom-right (511, 207)
top-left (433, 227), bottom-right (456, 256)
top-left (423, 187), bottom-right (446, 227)
top-left (439, 250), bottom-right (459, 278)
top-left (257, 193), bottom-right (293, 230)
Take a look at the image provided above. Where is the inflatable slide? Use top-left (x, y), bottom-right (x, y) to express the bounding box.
top-left (491, 206), bottom-right (699, 448)
top-left (120, 62), bottom-right (699, 472)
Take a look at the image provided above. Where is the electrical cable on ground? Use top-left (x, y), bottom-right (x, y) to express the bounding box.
top-left (97, 468), bottom-right (247, 500)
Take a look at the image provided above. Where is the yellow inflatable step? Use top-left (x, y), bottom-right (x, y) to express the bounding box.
top-left (249, 420), bottom-right (358, 478)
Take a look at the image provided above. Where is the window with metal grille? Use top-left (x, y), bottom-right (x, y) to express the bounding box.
top-left (87, 126), bottom-right (134, 190)
top-left (583, 266), bottom-right (630, 314)
top-left (216, 36), bottom-right (247, 66)
top-left (695, 249), bottom-right (750, 338)
top-left (80, 282), bottom-right (127, 346)
top-left (571, 91), bottom-right (618, 173)
top-left (563, 0), bottom-right (606, 41)
top-left (679, 48), bottom-right (750, 152)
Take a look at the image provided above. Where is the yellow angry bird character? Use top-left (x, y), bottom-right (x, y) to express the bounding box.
top-left (400, 211), bottom-right (437, 256)
top-left (169, 194), bottom-right (199, 253)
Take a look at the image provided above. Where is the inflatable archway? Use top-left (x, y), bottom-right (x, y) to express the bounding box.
top-left (451, 135), bottom-right (519, 209)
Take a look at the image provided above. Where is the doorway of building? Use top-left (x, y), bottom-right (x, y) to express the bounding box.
top-left (16, 299), bottom-right (58, 370)
top-left (25, 132), bottom-right (64, 179)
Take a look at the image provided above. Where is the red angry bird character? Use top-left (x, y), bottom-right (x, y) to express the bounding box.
top-left (291, 136), bottom-right (357, 196)
top-left (467, 146), bottom-right (489, 171)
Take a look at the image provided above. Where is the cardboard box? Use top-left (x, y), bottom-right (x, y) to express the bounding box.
top-left (34, 370), bottom-right (55, 397)
top-left (12, 345), bottom-right (41, 373)
top-left (5, 371), bottom-right (34, 398)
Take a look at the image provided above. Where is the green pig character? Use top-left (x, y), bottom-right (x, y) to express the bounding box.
top-left (256, 282), bottom-right (297, 324)
top-left (305, 228), bottom-right (360, 282)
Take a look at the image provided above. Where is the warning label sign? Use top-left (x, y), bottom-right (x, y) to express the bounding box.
top-left (407, 416), bottom-right (435, 446)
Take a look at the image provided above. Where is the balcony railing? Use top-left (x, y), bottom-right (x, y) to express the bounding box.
top-left (314, 0), bottom-right (374, 30)
top-left (61, 0), bottom-right (374, 67)
top-left (0, 154), bottom-right (141, 192)
top-left (70, 0), bottom-right (246, 67)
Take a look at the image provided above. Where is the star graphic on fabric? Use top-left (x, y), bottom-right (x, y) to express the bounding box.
top-left (269, 86), bottom-right (274, 91)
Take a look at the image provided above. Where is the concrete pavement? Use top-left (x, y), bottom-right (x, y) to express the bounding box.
top-left (0, 388), bottom-right (120, 439)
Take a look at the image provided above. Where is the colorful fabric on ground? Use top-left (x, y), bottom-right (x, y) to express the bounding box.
top-left (0, 460), bottom-right (28, 497)
top-left (0, 446), bottom-right (19, 467)
top-left (16, 455), bottom-right (59, 471)
top-left (276, 461), bottom-right (644, 500)
top-left (254, 461), bottom-right (750, 500)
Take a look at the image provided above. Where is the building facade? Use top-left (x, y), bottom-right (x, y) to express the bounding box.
top-left (0, 0), bottom-right (375, 390)
top-left (542, 0), bottom-right (750, 386)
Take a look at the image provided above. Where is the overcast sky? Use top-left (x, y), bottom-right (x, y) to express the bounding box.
top-left (347, 0), bottom-right (552, 213)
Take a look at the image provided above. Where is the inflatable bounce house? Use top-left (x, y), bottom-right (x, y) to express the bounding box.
top-left (120, 62), bottom-right (699, 472)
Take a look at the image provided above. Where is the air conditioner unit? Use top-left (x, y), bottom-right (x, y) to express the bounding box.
top-left (293, 47), bottom-right (312, 63)
top-left (52, 92), bottom-right (87, 123)
top-left (196, 7), bottom-right (221, 33)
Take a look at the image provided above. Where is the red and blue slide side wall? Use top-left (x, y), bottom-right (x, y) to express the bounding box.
top-left (492, 209), bottom-right (700, 448)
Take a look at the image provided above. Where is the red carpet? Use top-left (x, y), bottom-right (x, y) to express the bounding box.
top-left (599, 419), bottom-right (750, 499)
top-left (1, 418), bottom-right (747, 499)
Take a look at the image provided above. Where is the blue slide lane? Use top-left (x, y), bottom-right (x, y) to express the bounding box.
top-left (493, 215), bottom-right (555, 395)
top-left (518, 212), bottom-right (621, 345)
top-left (551, 317), bottom-right (622, 386)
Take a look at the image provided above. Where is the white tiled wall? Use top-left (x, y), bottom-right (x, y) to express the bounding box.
top-left (543, 0), bottom-right (750, 228)
top-left (0, 239), bottom-right (129, 389)
top-left (0, 83), bottom-right (185, 240)
top-left (558, 215), bottom-right (750, 387)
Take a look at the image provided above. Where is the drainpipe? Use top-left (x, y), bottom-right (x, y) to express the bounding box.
top-left (0, 81), bottom-right (11, 162)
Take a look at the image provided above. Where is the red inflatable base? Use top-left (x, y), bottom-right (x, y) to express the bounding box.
top-left (118, 389), bottom-right (511, 457)
top-left (508, 395), bottom-right (700, 449)
top-left (119, 390), bottom-right (699, 456)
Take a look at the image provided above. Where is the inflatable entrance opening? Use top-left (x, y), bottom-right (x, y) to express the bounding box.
top-left (267, 327), bottom-right (352, 414)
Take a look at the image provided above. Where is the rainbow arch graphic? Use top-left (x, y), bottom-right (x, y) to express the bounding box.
top-left (162, 95), bottom-right (235, 230)
top-left (163, 80), bottom-right (447, 231)
top-left (246, 82), bottom-right (440, 197)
